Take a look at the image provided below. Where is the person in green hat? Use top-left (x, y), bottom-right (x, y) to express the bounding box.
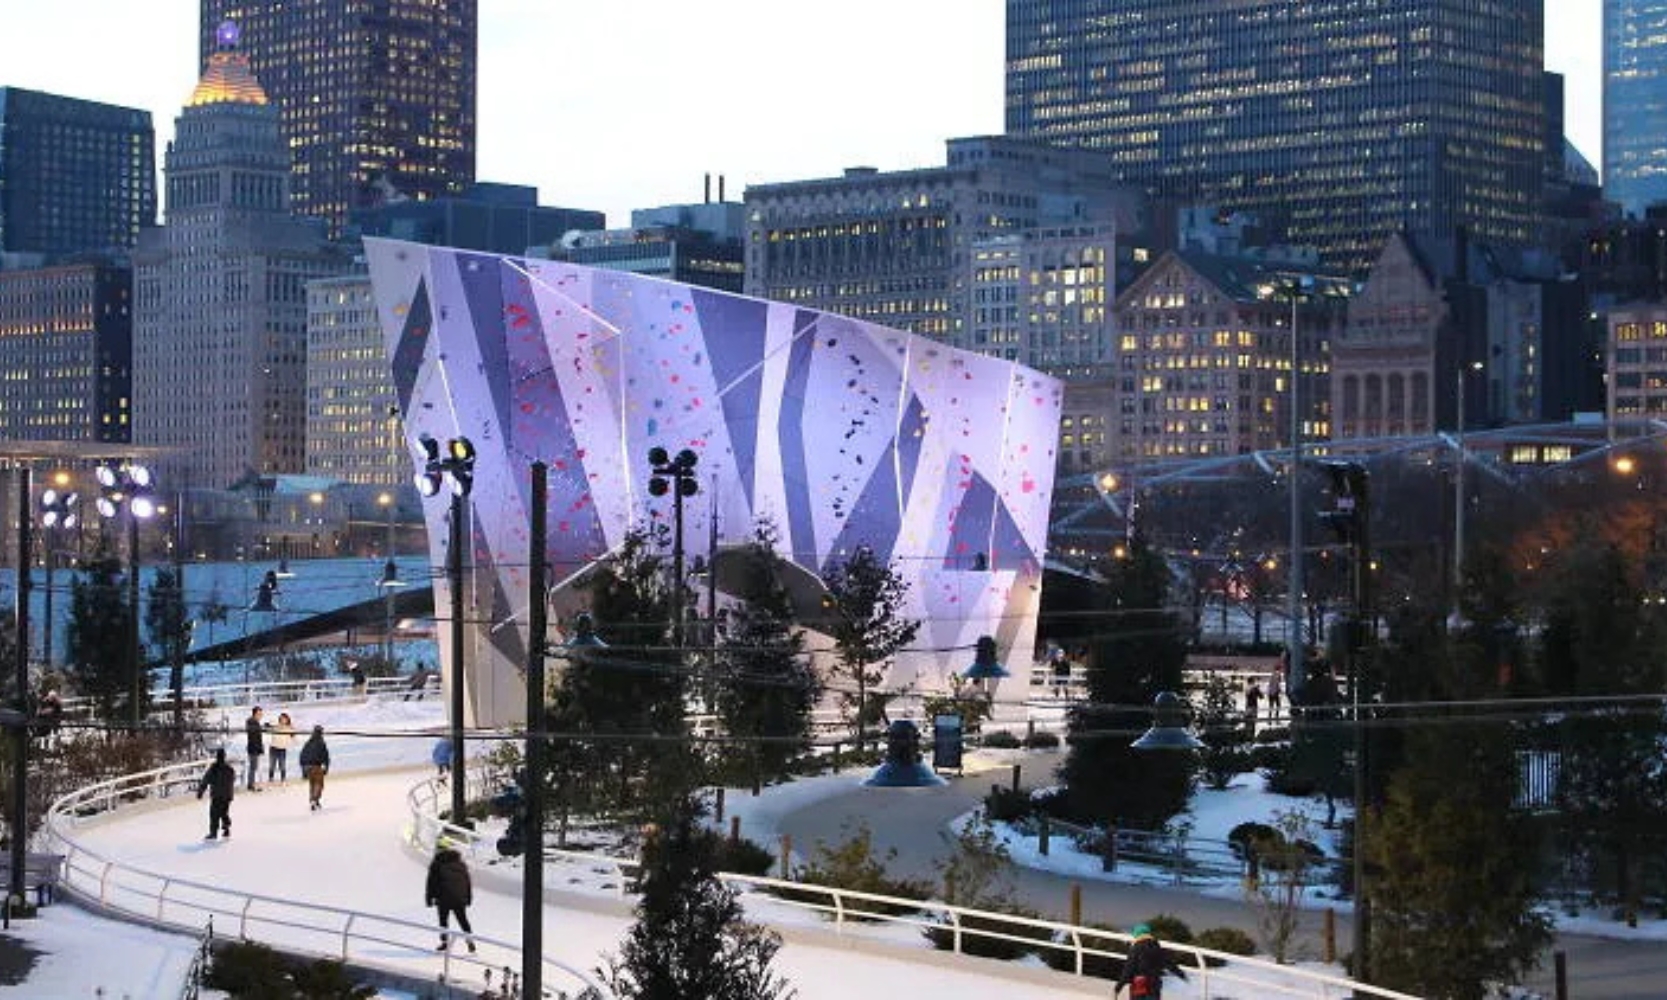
top-left (1116, 922), bottom-right (1166, 998)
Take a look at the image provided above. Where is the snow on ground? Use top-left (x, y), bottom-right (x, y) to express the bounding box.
top-left (0, 903), bottom-right (202, 998)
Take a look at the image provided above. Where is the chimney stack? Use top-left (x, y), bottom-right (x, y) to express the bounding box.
top-left (704, 173), bottom-right (711, 204)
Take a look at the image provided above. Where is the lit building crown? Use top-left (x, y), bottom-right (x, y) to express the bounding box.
top-left (189, 22), bottom-right (268, 107)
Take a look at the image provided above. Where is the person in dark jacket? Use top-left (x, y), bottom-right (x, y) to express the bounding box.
top-left (298, 724), bottom-right (330, 811)
top-left (244, 706), bottom-right (265, 790)
top-left (196, 748), bottom-right (237, 840)
top-left (425, 839), bottom-right (476, 952)
top-left (1116, 923), bottom-right (1167, 998)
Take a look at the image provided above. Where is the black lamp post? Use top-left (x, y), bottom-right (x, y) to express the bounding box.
top-left (647, 446), bottom-right (699, 647)
top-left (39, 487), bottom-right (78, 672)
top-left (9, 469), bottom-right (34, 911)
top-left (96, 462), bottom-right (157, 727)
top-left (1130, 691), bottom-right (1204, 751)
top-left (417, 434), bottom-right (475, 827)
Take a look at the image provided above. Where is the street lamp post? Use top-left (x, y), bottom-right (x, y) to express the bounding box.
top-left (39, 486), bottom-right (79, 673)
top-left (10, 469), bottom-right (34, 909)
top-left (417, 434), bottom-right (476, 827)
top-left (96, 462), bottom-right (158, 727)
top-left (1260, 275), bottom-right (1315, 698)
top-left (647, 446), bottom-right (699, 646)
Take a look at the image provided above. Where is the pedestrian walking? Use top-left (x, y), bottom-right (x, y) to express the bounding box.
top-left (299, 724), bottom-right (330, 811)
top-left (1244, 680), bottom-right (1262, 735)
top-left (268, 712), bottom-right (294, 783)
top-left (244, 706), bottom-right (265, 790)
top-left (1267, 663), bottom-right (1284, 721)
top-left (197, 748), bottom-right (236, 840)
top-left (1115, 922), bottom-right (1167, 998)
top-left (350, 662), bottom-right (368, 697)
top-left (432, 736), bottom-right (452, 780)
top-left (425, 837), bottom-right (476, 953)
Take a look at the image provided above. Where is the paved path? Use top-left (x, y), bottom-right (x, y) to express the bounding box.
top-left (63, 762), bottom-right (1103, 999)
top-left (773, 751), bottom-right (1667, 1000)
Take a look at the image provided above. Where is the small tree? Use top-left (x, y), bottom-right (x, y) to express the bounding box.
top-left (1245, 809), bottom-right (1322, 963)
top-left (1194, 674), bottom-right (1249, 791)
top-left (715, 522), bottom-right (821, 784)
top-left (601, 795), bottom-right (794, 1000)
top-left (146, 567), bottom-right (192, 726)
top-left (64, 543), bottom-right (133, 720)
top-left (821, 546), bottom-right (920, 754)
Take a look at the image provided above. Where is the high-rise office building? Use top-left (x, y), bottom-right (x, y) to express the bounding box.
top-left (1605, 0), bottom-right (1667, 216)
top-left (0, 88), bottom-right (155, 258)
top-left (198, 4), bottom-right (476, 234)
top-left (134, 37), bottom-right (349, 489)
top-left (0, 257), bottom-right (132, 442)
top-left (1006, 0), bottom-right (1545, 275)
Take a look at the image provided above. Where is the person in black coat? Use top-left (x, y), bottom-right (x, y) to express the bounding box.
top-left (1116, 923), bottom-right (1167, 998)
top-left (196, 748), bottom-right (237, 840)
top-left (298, 724), bottom-right (330, 811)
top-left (244, 706), bottom-right (265, 790)
top-left (425, 840), bottom-right (476, 952)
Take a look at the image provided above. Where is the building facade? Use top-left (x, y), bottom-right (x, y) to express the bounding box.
top-left (1111, 250), bottom-right (1347, 460)
top-left (1005, 0), bottom-right (1546, 274)
top-left (968, 224), bottom-right (1116, 373)
top-left (366, 238), bottom-right (1062, 727)
top-left (305, 274), bottom-right (404, 485)
top-left (1607, 303), bottom-right (1667, 423)
top-left (1605, 0), bottom-right (1667, 216)
top-left (744, 136), bottom-right (1147, 343)
top-left (1332, 235), bottom-right (1450, 439)
top-left (351, 182), bottom-right (602, 255)
top-left (0, 259), bottom-right (132, 442)
top-left (549, 201), bottom-right (747, 293)
top-left (0, 88), bottom-right (155, 258)
top-left (198, 4), bottom-right (476, 234)
top-left (134, 41), bottom-right (348, 490)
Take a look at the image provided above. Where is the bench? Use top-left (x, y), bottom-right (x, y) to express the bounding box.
top-left (0, 852), bottom-right (65, 910)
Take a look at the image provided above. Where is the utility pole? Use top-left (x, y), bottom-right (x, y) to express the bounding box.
top-left (11, 469), bottom-right (32, 906)
top-left (523, 461), bottom-right (547, 1000)
top-left (1321, 460), bottom-right (1372, 983)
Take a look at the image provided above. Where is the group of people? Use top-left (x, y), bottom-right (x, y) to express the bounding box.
top-left (196, 706), bottom-right (477, 953)
top-left (198, 705), bottom-right (332, 839)
top-left (1242, 663), bottom-right (1285, 732)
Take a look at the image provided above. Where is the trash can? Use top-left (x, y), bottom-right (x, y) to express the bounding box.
top-left (932, 714), bottom-right (964, 773)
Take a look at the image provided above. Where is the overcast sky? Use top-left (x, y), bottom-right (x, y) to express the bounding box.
top-left (0, 1), bottom-right (1603, 227)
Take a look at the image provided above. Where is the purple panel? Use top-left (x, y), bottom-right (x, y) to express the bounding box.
top-left (943, 469), bottom-right (997, 571)
top-left (454, 253), bottom-right (515, 440)
top-left (390, 277), bottom-right (432, 411)
top-left (778, 310), bottom-right (821, 560)
top-left (824, 440), bottom-right (901, 571)
top-left (897, 394), bottom-right (927, 505)
top-left (692, 288), bottom-right (767, 498)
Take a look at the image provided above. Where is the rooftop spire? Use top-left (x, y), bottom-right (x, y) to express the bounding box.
top-left (188, 21), bottom-right (269, 108)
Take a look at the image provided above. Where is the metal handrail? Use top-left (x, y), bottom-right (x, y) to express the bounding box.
top-left (42, 759), bottom-right (607, 998)
top-left (58, 675), bottom-right (436, 720)
top-left (405, 764), bottom-right (1417, 1000)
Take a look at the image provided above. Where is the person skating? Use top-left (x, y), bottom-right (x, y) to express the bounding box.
top-left (1115, 923), bottom-right (1167, 998)
top-left (298, 724), bottom-right (330, 811)
top-left (431, 736), bottom-right (452, 781)
top-left (197, 748), bottom-right (237, 840)
top-left (244, 706), bottom-right (265, 790)
top-left (425, 837), bottom-right (476, 953)
top-left (268, 711), bottom-right (294, 783)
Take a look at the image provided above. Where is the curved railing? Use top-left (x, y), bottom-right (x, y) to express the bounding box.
top-left (42, 759), bottom-right (608, 998)
top-left (407, 765), bottom-right (1420, 1000)
top-left (59, 675), bottom-right (439, 722)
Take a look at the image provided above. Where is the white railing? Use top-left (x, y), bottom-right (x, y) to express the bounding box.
top-left (61, 675), bottom-right (437, 720)
top-left (42, 759), bottom-right (608, 998)
top-left (407, 765), bottom-right (1420, 1000)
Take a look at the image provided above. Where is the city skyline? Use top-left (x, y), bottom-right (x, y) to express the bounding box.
top-left (2, 1), bottom-right (1602, 229)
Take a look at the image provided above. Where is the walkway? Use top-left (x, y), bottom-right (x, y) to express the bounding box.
top-left (770, 750), bottom-right (1667, 1000)
top-left (60, 747), bottom-right (1104, 998)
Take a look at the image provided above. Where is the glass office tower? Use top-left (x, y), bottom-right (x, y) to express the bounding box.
top-left (1605, 0), bottom-right (1667, 216)
top-left (0, 88), bottom-right (155, 258)
top-left (1005, 0), bottom-right (1545, 274)
top-left (199, 1), bottom-right (476, 235)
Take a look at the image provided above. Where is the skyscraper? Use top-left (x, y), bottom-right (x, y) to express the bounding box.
top-left (1006, 0), bottom-right (1546, 274)
top-left (134, 35), bottom-right (348, 489)
top-left (1604, 0), bottom-right (1667, 216)
top-left (0, 88), bottom-right (155, 258)
top-left (198, 2), bottom-right (476, 234)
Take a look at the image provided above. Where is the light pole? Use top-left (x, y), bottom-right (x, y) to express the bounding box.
top-left (647, 446), bottom-right (699, 646)
top-left (10, 469), bottom-right (34, 910)
top-left (417, 434), bottom-right (476, 827)
top-left (1452, 360), bottom-right (1484, 607)
top-left (96, 462), bottom-right (157, 727)
top-left (39, 485), bottom-right (79, 673)
top-left (1260, 275), bottom-right (1315, 698)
